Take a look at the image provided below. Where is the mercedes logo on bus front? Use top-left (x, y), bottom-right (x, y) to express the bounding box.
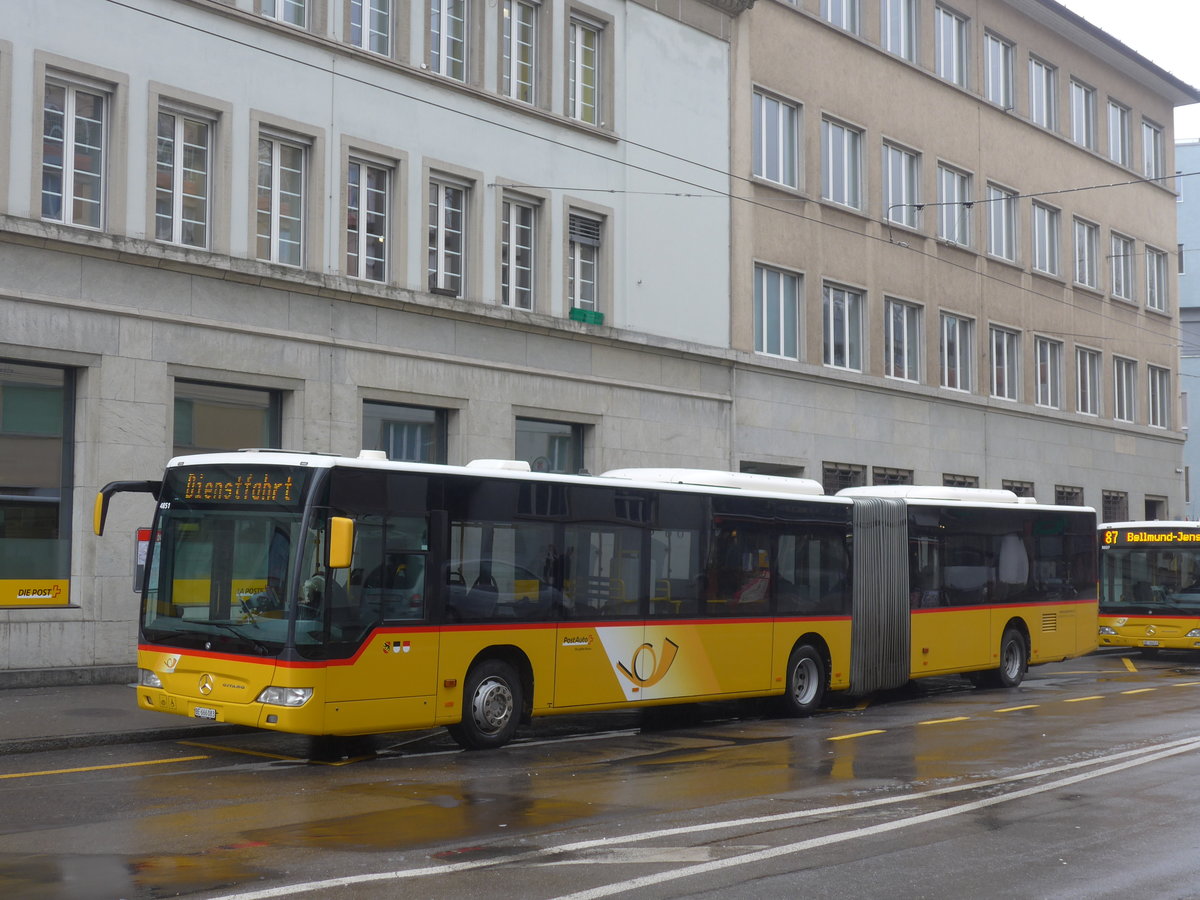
top-left (198, 673), bottom-right (214, 696)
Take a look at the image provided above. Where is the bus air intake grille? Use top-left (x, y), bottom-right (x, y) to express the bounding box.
top-left (1042, 612), bottom-right (1058, 632)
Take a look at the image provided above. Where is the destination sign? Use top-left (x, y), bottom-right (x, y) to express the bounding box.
top-left (1101, 528), bottom-right (1200, 547)
top-left (164, 466), bottom-right (311, 508)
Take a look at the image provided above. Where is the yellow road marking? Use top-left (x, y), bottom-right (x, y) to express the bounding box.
top-left (995, 705), bottom-right (1039, 712)
top-left (1174, 682), bottom-right (1200, 687)
top-left (1122, 657), bottom-right (1138, 673)
top-left (1065, 696), bottom-right (1103, 703)
top-left (180, 740), bottom-right (302, 761)
top-left (919, 716), bottom-right (969, 726)
top-left (828, 730), bottom-right (885, 741)
top-left (0, 755), bottom-right (208, 780)
top-left (1121, 688), bottom-right (1155, 695)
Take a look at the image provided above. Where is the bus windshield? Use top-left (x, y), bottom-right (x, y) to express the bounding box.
top-left (141, 463), bottom-right (317, 656)
top-left (1100, 545), bottom-right (1200, 614)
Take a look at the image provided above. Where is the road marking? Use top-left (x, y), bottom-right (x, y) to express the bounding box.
top-left (0, 755), bottom-right (208, 780)
top-left (1174, 682), bottom-right (1200, 687)
top-left (1121, 689), bottom-right (1155, 695)
top-left (205, 736), bottom-right (1200, 900)
top-left (995, 704), bottom-right (1039, 712)
top-left (1122, 657), bottom-right (1138, 672)
top-left (1064, 695), bottom-right (1103, 703)
top-left (180, 741), bottom-right (303, 762)
top-left (918, 716), bottom-right (969, 726)
top-left (827, 729), bottom-right (885, 741)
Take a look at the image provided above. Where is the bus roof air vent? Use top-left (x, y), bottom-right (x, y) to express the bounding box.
top-left (466, 459), bottom-right (532, 472)
top-left (602, 468), bottom-right (825, 496)
top-left (358, 450), bottom-right (388, 461)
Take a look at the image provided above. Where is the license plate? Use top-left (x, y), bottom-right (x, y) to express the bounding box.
top-left (1141, 640), bottom-right (1160, 647)
top-left (193, 706), bottom-right (218, 720)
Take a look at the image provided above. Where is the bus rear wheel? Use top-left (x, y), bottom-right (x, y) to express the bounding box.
top-left (779, 644), bottom-right (826, 716)
top-left (980, 627), bottom-right (1028, 688)
top-left (447, 659), bottom-right (523, 750)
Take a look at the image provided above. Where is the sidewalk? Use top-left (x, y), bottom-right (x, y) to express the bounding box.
top-left (0, 683), bottom-right (246, 755)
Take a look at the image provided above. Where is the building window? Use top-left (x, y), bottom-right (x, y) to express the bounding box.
top-left (1110, 233), bottom-right (1135, 301)
top-left (1108, 100), bottom-right (1131, 166)
top-left (1069, 80), bottom-right (1096, 150)
top-left (821, 0), bottom-right (859, 33)
top-left (1146, 247), bottom-right (1168, 312)
top-left (1003, 479), bottom-right (1034, 498)
top-left (823, 284), bottom-right (862, 371)
top-left (568, 17), bottom-right (601, 125)
top-left (517, 417), bottom-right (583, 473)
top-left (430, 0), bottom-right (468, 81)
top-left (1102, 490), bottom-right (1128, 523)
top-left (986, 184), bottom-right (1016, 260)
top-left (823, 461), bottom-right (865, 494)
top-left (884, 297), bottom-right (921, 382)
top-left (347, 159), bottom-right (388, 282)
top-left (883, 143), bottom-right (920, 228)
top-left (990, 326), bottom-right (1019, 400)
top-left (1032, 202), bottom-right (1059, 276)
top-left (882, 0), bottom-right (916, 62)
top-left (1143, 120), bottom-right (1165, 180)
top-left (362, 400), bottom-right (446, 463)
top-left (873, 466), bottom-right (913, 486)
top-left (351, 0), bottom-right (392, 55)
top-left (1055, 485), bottom-right (1083, 506)
top-left (1148, 365), bottom-right (1170, 428)
top-left (0, 363), bottom-right (73, 608)
top-left (983, 33), bottom-right (1013, 108)
top-left (1076, 347), bottom-right (1101, 416)
top-left (155, 109), bottom-right (210, 248)
top-left (501, 0), bottom-right (537, 103)
top-left (754, 90), bottom-right (799, 189)
top-left (940, 312), bottom-right (973, 392)
top-left (1114, 357), bottom-right (1136, 423)
top-left (428, 179), bottom-right (466, 295)
top-left (943, 473), bottom-right (979, 488)
top-left (501, 197), bottom-right (536, 310)
top-left (1035, 337), bottom-right (1061, 409)
top-left (263, 0), bottom-right (306, 27)
top-left (568, 212), bottom-right (601, 311)
top-left (1073, 218), bottom-right (1099, 289)
top-left (822, 118), bottom-right (862, 209)
top-left (937, 164), bottom-right (971, 246)
top-left (256, 135), bottom-right (305, 267)
top-left (755, 265), bottom-right (799, 360)
top-left (173, 381), bottom-right (281, 455)
top-left (1029, 57), bottom-right (1056, 130)
top-left (42, 79), bottom-right (106, 229)
top-left (935, 6), bottom-right (967, 87)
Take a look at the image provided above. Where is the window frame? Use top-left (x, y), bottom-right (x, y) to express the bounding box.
top-left (568, 209), bottom-right (603, 312)
top-left (500, 193), bottom-right (537, 310)
top-left (823, 282), bottom-right (863, 372)
top-left (1146, 245), bottom-right (1168, 312)
top-left (1108, 99), bottom-right (1131, 167)
top-left (1148, 365), bottom-right (1171, 429)
top-left (883, 142), bottom-right (920, 228)
top-left (1073, 217), bottom-right (1099, 289)
top-left (989, 325), bottom-right (1020, 401)
top-left (1075, 346), bottom-right (1101, 416)
top-left (937, 163), bottom-right (971, 246)
top-left (430, 0), bottom-right (469, 81)
top-left (753, 89), bottom-right (800, 190)
top-left (567, 13), bottom-right (603, 126)
top-left (985, 183), bottom-right (1016, 261)
top-left (1110, 232), bottom-right (1135, 302)
top-left (428, 175), bottom-right (468, 296)
top-left (1035, 336), bottom-right (1062, 409)
top-left (262, 0), bottom-right (307, 28)
top-left (41, 75), bottom-right (109, 230)
top-left (1143, 119), bottom-right (1165, 180)
top-left (349, 0), bottom-right (393, 57)
top-left (1069, 79), bottom-right (1096, 150)
top-left (983, 32), bottom-right (1013, 108)
top-left (154, 105), bottom-right (213, 249)
top-left (1032, 201), bottom-right (1060, 276)
top-left (821, 117), bottom-right (863, 210)
top-left (821, 0), bottom-right (860, 34)
top-left (940, 311), bottom-right (973, 392)
top-left (346, 156), bottom-right (390, 283)
top-left (882, 0), bottom-right (917, 62)
top-left (255, 131), bottom-right (308, 268)
top-left (754, 264), bottom-right (801, 360)
top-left (884, 296), bottom-right (922, 383)
top-left (1029, 56), bottom-right (1056, 130)
top-left (1113, 356), bottom-right (1136, 423)
top-left (934, 5), bottom-right (968, 88)
top-left (500, 0), bottom-right (541, 105)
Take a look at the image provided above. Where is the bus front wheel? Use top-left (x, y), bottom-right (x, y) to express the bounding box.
top-left (981, 627), bottom-right (1028, 688)
top-left (447, 659), bottom-right (523, 750)
top-left (779, 644), bottom-right (826, 716)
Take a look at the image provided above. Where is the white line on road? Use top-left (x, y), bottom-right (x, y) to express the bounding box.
top-left (208, 735), bottom-right (1200, 900)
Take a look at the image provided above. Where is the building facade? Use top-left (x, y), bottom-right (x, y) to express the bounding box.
top-left (1, 0), bottom-right (1196, 681)
top-left (1176, 139), bottom-right (1200, 518)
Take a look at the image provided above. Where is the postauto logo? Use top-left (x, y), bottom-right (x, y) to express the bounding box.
top-left (16, 584), bottom-right (62, 600)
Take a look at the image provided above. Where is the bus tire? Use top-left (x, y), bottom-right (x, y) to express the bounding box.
top-left (447, 659), bottom-right (523, 750)
top-left (779, 644), bottom-right (826, 716)
top-left (982, 627), bottom-right (1028, 688)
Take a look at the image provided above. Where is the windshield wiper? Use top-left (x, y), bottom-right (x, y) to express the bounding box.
top-left (206, 621), bottom-right (275, 655)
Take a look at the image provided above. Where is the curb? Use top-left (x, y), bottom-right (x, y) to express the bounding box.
top-left (0, 724), bottom-right (251, 756)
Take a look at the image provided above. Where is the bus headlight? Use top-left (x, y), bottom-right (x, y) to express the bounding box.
top-left (1098, 626), bottom-right (1117, 635)
top-left (138, 669), bottom-right (164, 689)
top-left (257, 686), bottom-right (313, 707)
top-left (1187, 629), bottom-right (1200, 638)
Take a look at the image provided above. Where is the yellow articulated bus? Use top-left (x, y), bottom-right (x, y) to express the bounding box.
top-left (95, 450), bottom-right (1097, 750)
top-left (1099, 521), bottom-right (1200, 653)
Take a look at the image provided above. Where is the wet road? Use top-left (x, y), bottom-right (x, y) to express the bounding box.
top-left (3, 650), bottom-right (1200, 899)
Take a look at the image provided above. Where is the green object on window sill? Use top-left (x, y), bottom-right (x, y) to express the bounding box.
top-left (569, 307), bottom-right (604, 325)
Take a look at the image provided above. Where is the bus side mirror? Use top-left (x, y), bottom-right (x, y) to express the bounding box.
top-left (328, 516), bottom-right (354, 569)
